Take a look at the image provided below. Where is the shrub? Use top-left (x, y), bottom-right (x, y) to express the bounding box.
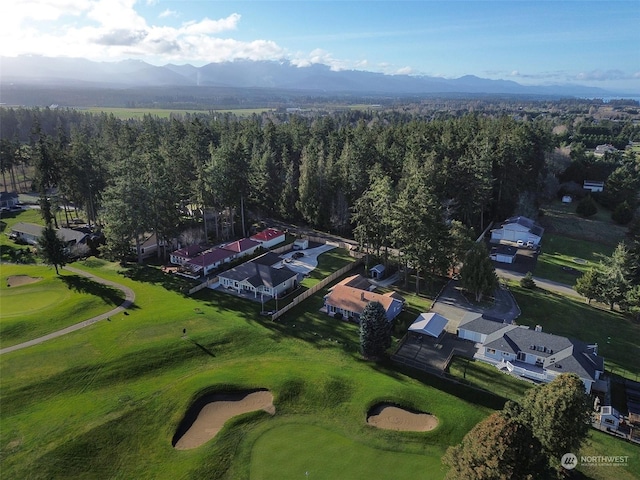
top-left (612, 201), bottom-right (634, 225)
top-left (520, 272), bottom-right (536, 289)
top-left (576, 195), bottom-right (598, 217)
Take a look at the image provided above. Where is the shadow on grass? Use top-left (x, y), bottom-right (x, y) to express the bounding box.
top-left (119, 263), bottom-right (196, 294)
top-left (2, 334), bottom-right (233, 416)
top-left (60, 275), bottom-right (126, 306)
top-left (0, 244), bottom-right (36, 264)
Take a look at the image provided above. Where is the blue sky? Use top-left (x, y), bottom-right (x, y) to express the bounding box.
top-left (2, 0), bottom-right (639, 92)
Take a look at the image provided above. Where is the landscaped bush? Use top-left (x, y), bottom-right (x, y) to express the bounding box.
top-left (519, 272), bottom-right (536, 289)
top-left (611, 201), bottom-right (634, 225)
top-left (576, 195), bottom-right (598, 217)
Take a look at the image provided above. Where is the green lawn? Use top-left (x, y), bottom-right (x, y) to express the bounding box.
top-left (300, 247), bottom-right (355, 288)
top-left (0, 260), bottom-right (489, 480)
top-left (0, 263), bottom-right (126, 347)
top-left (447, 356), bottom-right (533, 401)
top-left (535, 233), bottom-right (614, 285)
top-left (540, 201), bottom-right (627, 247)
top-left (511, 285), bottom-right (640, 380)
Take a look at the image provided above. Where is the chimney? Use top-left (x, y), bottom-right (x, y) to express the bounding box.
top-left (535, 325), bottom-right (542, 332)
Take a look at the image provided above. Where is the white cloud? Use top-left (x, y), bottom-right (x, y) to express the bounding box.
top-left (159, 9), bottom-right (177, 19)
top-left (181, 14), bottom-right (240, 36)
top-left (395, 66), bottom-right (413, 75)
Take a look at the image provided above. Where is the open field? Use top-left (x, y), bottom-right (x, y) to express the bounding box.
top-left (535, 233), bottom-right (614, 285)
top-left (80, 107), bottom-right (275, 120)
top-left (511, 284), bottom-right (640, 381)
top-left (0, 264), bottom-right (125, 347)
top-left (1, 259), bottom-right (492, 480)
top-left (540, 200), bottom-right (627, 246)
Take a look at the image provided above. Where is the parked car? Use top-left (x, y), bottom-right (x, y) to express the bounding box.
top-left (292, 252), bottom-right (304, 259)
top-left (516, 239), bottom-right (524, 247)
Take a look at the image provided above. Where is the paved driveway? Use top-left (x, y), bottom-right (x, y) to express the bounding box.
top-left (278, 243), bottom-right (337, 275)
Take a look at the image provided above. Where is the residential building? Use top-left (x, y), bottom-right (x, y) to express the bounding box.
top-left (170, 245), bottom-right (209, 266)
top-left (250, 228), bottom-right (285, 249)
top-left (490, 216), bottom-right (544, 246)
top-left (323, 274), bottom-right (404, 322)
top-left (185, 248), bottom-right (234, 276)
top-left (457, 315), bottom-right (604, 393)
top-left (218, 260), bottom-right (298, 299)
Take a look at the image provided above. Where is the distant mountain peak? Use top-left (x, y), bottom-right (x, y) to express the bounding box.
top-left (0, 55), bottom-right (613, 97)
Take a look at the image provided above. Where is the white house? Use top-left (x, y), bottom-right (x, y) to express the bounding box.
top-left (490, 216), bottom-right (544, 246)
top-left (457, 313), bottom-right (511, 343)
top-left (458, 320), bottom-right (604, 393)
top-left (250, 228), bottom-right (285, 249)
top-left (218, 260), bottom-right (298, 299)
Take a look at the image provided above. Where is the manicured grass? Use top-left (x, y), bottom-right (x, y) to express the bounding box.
top-left (447, 356), bottom-right (533, 401)
top-left (300, 247), bottom-right (355, 288)
top-left (578, 429), bottom-right (640, 480)
top-left (0, 264), bottom-right (125, 347)
top-left (0, 260), bottom-right (490, 480)
top-left (249, 423), bottom-right (443, 480)
top-left (511, 285), bottom-right (640, 380)
top-left (535, 233), bottom-right (614, 285)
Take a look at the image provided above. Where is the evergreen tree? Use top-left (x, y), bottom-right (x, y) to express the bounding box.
top-left (576, 195), bottom-right (598, 217)
top-left (459, 242), bottom-right (498, 301)
top-left (37, 224), bottom-right (67, 275)
top-left (359, 301), bottom-right (390, 360)
top-left (575, 268), bottom-right (602, 304)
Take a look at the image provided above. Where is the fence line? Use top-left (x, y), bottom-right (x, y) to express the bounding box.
top-left (187, 276), bottom-right (219, 295)
top-left (271, 257), bottom-right (363, 321)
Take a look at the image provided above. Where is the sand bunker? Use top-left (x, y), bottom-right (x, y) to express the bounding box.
top-left (173, 390), bottom-right (275, 450)
top-left (367, 403), bottom-right (438, 432)
top-left (6, 275), bottom-right (42, 287)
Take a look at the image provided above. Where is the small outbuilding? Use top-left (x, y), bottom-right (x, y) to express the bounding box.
top-left (562, 195), bottom-right (572, 204)
top-left (293, 238), bottom-right (309, 250)
top-left (490, 245), bottom-right (517, 264)
top-left (369, 264), bottom-right (385, 279)
top-left (409, 313), bottom-right (448, 339)
top-left (599, 406), bottom-right (621, 429)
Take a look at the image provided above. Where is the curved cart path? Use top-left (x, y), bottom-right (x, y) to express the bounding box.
top-left (0, 266), bottom-right (135, 355)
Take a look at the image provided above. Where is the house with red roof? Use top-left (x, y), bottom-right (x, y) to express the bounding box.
top-left (250, 228), bottom-right (285, 249)
top-left (323, 274), bottom-right (404, 323)
top-left (221, 238), bottom-right (261, 260)
top-left (170, 245), bottom-right (209, 266)
top-left (185, 248), bottom-right (234, 276)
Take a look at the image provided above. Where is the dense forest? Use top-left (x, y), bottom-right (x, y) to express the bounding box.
top-left (1, 106), bottom-right (638, 282)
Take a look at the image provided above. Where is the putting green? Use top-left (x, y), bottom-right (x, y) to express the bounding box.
top-left (250, 423), bottom-right (444, 480)
top-left (1, 284), bottom-right (71, 317)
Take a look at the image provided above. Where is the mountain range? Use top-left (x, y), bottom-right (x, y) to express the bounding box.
top-left (0, 55), bottom-right (617, 98)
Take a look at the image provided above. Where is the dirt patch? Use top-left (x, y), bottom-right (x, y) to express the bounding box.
top-left (173, 390), bottom-right (275, 450)
top-left (6, 275), bottom-right (42, 287)
top-left (367, 403), bottom-right (438, 432)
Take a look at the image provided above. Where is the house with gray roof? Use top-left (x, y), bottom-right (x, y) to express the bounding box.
top-left (9, 222), bottom-right (87, 249)
top-left (490, 216), bottom-right (544, 246)
top-left (219, 259), bottom-right (298, 299)
top-left (458, 317), bottom-right (604, 393)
